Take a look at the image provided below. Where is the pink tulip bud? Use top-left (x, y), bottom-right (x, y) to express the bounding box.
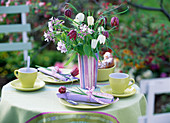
top-left (99, 16), bottom-right (107, 25)
top-left (102, 31), bottom-right (109, 38)
top-left (58, 86), bottom-right (66, 93)
top-left (64, 9), bottom-right (72, 18)
top-left (111, 17), bottom-right (119, 27)
top-left (71, 67), bottom-right (79, 77)
top-left (67, 30), bottom-right (77, 40)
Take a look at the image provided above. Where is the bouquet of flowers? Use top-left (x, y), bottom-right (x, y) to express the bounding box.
top-left (44, 3), bottom-right (128, 65)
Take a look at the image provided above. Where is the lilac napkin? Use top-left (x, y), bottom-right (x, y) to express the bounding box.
top-left (57, 92), bottom-right (115, 104)
top-left (38, 68), bottom-right (67, 81)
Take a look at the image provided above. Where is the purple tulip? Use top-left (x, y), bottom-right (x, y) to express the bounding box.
top-left (67, 30), bottom-right (77, 40)
top-left (111, 17), bottom-right (119, 27)
top-left (99, 16), bottom-right (107, 25)
top-left (64, 9), bottom-right (72, 18)
top-left (102, 31), bottom-right (109, 38)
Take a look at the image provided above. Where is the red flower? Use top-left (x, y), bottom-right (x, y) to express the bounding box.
top-left (64, 9), bottom-right (72, 18)
top-left (111, 17), bottom-right (119, 28)
top-left (58, 86), bottom-right (66, 93)
top-left (102, 31), bottom-right (109, 38)
top-left (67, 30), bottom-right (77, 40)
top-left (99, 16), bottom-right (107, 25)
top-left (71, 67), bottom-right (79, 77)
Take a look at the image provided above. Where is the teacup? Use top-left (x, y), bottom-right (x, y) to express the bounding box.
top-left (14, 68), bottom-right (37, 88)
top-left (109, 73), bottom-right (135, 94)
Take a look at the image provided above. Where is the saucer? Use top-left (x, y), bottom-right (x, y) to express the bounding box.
top-left (100, 85), bottom-right (136, 97)
top-left (10, 79), bottom-right (45, 91)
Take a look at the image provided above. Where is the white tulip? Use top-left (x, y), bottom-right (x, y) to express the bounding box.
top-left (98, 26), bottom-right (104, 32)
top-left (97, 34), bottom-right (106, 44)
top-left (73, 19), bottom-right (79, 27)
top-left (91, 39), bottom-right (98, 49)
top-left (75, 13), bottom-right (85, 22)
top-left (87, 16), bottom-right (94, 26)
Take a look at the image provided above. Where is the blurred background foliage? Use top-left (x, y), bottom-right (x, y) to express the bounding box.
top-left (0, 0), bottom-right (170, 112)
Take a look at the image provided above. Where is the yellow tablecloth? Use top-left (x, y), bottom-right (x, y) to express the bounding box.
top-left (0, 82), bottom-right (146, 123)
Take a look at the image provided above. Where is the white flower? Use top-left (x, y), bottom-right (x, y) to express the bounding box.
top-left (44, 32), bottom-right (49, 42)
top-left (80, 24), bottom-right (87, 32)
top-left (87, 16), bottom-right (94, 26)
top-left (98, 26), bottom-right (104, 32)
top-left (75, 13), bottom-right (85, 22)
top-left (73, 19), bottom-right (79, 27)
top-left (57, 40), bottom-right (67, 53)
top-left (87, 28), bottom-right (93, 34)
top-left (97, 34), bottom-right (106, 44)
top-left (91, 39), bottom-right (98, 49)
top-left (49, 16), bottom-right (54, 21)
top-left (48, 22), bottom-right (53, 32)
top-left (142, 70), bottom-right (153, 78)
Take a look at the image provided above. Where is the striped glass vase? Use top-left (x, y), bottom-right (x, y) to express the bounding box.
top-left (78, 54), bottom-right (98, 89)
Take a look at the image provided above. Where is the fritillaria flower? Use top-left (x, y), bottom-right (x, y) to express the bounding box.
top-left (58, 86), bottom-right (66, 93)
top-left (111, 17), bottom-right (119, 27)
top-left (67, 30), bottom-right (77, 40)
top-left (75, 13), bottom-right (85, 22)
top-left (87, 16), bottom-right (94, 26)
top-left (64, 9), bottom-right (72, 18)
top-left (91, 39), bottom-right (98, 49)
top-left (99, 16), bottom-right (107, 25)
top-left (102, 31), bottom-right (109, 38)
top-left (97, 34), bottom-right (106, 44)
top-left (71, 67), bottom-right (79, 77)
top-left (98, 26), bottom-right (104, 32)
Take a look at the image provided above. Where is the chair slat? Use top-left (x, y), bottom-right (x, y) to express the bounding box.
top-left (0, 42), bottom-right (32, 52)
top-left (0, 5), bottom-right (29, 14)
top-left (140, 77), bottom-right (170, 94)
top-left (151, 113), bottom-right (170, 123)
top-left (0, 24), bottom-right (31, 33)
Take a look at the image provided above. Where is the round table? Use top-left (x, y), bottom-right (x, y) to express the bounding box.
top-left (0, 81), bottom-right (146, 123)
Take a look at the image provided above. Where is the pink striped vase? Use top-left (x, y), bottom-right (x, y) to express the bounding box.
top-left (78, 54), bottom-right (98, 89)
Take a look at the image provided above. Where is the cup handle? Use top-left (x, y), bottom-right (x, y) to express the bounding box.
top-left (14, 70), bottom-right (19, 78)
top-left (127, 78), bottom-right (135, 89)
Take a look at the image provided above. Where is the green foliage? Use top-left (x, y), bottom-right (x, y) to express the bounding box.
top-left (31, 50), bottom-right (66, 67)
top-left (111, 14), bottom-right (170, 78)
top-left (0, 50), bottom-right (65, 82)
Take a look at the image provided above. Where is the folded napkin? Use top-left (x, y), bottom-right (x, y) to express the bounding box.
top-left (57, 91), bottom-right (118, 105)
top-left (38, 68), bottom-right (68, 81)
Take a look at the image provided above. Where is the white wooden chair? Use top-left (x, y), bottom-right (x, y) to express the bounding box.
top-left (138, 77), bottom-right (170, 123)
top-left (0, 5), bottom-right (32, 61)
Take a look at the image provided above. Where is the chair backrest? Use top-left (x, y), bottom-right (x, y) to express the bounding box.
top-left (0, 5), bottom-right (32, 61)
top-left (138, 77), bottom-right (170, 123)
